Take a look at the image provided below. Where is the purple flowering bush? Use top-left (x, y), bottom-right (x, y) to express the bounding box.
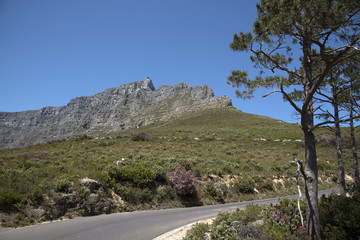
top-left (261, 198), bottom-right (307, 239)
top-left (319, 136), bottom-right (335, 146)
top-left (169, 167), bottom-right (196, 196)
top-left (36, 150), bottom-right (49, 159)
top-left (131, 132), bottom-right (152, 141)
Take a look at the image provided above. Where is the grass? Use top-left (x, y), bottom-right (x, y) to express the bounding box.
top-left (0, 107), bottom-right (357, 226)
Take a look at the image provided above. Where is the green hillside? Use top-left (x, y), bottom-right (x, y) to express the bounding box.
top-left (0, 107), bottom-right (356, 227)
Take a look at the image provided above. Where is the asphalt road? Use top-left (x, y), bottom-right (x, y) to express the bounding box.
top-left (0, 189), bottom-right (338, 240)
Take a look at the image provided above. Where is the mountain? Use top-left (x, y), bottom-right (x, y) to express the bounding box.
top-left (0, 78), bottom-right (232, 149)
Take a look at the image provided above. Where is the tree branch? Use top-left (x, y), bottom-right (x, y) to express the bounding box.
top-left (261, 90), bottom-right (281, 97)
top-left (311, 114), bottom-right (360, 131)
top-left (250, 40), bottom-right (303, 79)
top-left (280, 84), bottom-right (302, 113)
top-left (294, 157), bottom-right (306, 178)
top-left (303, 34), bottom-right (360, 113)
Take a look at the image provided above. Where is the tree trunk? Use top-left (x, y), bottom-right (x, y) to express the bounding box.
top-left (303, 112), bottom-right (321, 239)
top-left (333, 100), bottom-right (346, 195)
top-left (350, 99), bottom-right (360, 185)
top-left (302, 39), bottom-right (321, 240)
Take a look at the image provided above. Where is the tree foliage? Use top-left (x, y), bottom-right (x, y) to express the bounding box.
top-left (229, 0), bottom-right (360, 110)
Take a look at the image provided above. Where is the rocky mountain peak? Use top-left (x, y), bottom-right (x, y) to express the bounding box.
top-left (0, 78), bottom-right (232, 149)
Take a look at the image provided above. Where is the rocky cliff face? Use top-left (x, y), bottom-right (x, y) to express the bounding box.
top-left (0, 78), bottom-right (232, 149)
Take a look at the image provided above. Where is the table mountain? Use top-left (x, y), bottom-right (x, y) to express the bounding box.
top-left (0, 78), bottom-right (232, 149)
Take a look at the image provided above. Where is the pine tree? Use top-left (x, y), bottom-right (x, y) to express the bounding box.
top-left (314, 55), bottom-right (360, 196)
top-left (228, 1), bottom-right (360, 238)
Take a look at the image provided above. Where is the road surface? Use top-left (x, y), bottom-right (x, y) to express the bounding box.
top-left (0, 189), bottom-right (338, 240)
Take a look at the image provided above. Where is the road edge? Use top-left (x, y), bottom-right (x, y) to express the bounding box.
top-left (153, 188), bottom-right (339, 240)
top-left (153, 219), bottom-right (213, 240)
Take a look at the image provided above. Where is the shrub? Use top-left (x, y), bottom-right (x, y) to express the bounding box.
top-left (184, 223), bottom-right (209, 240)
top-left (115, 184), bottom-right (153, 204)
top-left (232, 175), bottom-right (255, 194)
top-left (206, 182), bottom-right (224, 203)
top-left (319, 136), bottom-right (335, 146)
top-left (36, 150), bottom-right (49, 159)
top-left (0, 190), bottom-right (22, 212)
top-left (29, 188), bottom-right (45, 206)
top-left (110, 164), bottom-right (156, 188)
top-left (240, 204), bottom-right (263, 223)
top-left (156, 185), bottom-right (175, 201)
top-left (210, 221), bottom-right (238, 240)
top-left (319, 187), bottom-right (360, 240)
top-left (169, 167), bottom-right (196, 196)
top-left (271, 163), bottom-right (283, 172)
top-left (131, 132), bottom-right (152, 141)
top-left (230, 221), bottom-right (268, 240)
top-left (186, 206), bottom-right (269, 240)
top-left (74, 134), bottom-right (91, 141)
top-left (258, 179), bottom-right (274, 191)
top-left (76, 187), bottom-right (90, 202)
top-left (99, 171), bottom-right (115, 189)
top-left (261, 198), bottom-right (305, 239)
top-left (213, 205), bottom-right (262, 227)
top-left (152, 165), bottom-right (167, 182)
top-left (53, 178), bottom-right (72, 193)
top-left (222, 164), bottom-right (233, 174)
top-left (331, 175), bottom-right (338, 182)
top-left (212, 211), bottom-right (233, 226)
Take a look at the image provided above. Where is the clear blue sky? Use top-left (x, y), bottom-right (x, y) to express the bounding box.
top-left (0, 0), bottom-right (299, 123)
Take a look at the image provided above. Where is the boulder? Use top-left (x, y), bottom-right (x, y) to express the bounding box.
top-left (80, 178), bottom-right (100, 193)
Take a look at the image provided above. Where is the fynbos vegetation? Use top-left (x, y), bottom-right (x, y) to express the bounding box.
top-left (0, 107), bottom-right (353, 227)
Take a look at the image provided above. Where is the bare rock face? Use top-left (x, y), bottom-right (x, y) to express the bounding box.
top-left (0, 78), bottom-right (232, 149)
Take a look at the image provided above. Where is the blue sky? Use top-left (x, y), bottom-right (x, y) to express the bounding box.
top-left (0, 0), bottom-right (299, 123)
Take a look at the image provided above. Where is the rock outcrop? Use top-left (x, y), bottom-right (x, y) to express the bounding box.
top-left (0, 78), bottom-right (232, 149)
top-left (43, 178), bottom-right (123, 221)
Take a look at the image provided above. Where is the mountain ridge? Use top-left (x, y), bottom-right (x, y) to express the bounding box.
top-left (0, 78), bottom-right (232, 149)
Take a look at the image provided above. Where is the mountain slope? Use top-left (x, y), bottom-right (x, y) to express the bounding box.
top-left (0, 78), bottom-right (231, 149)
top-left (0, 107), bottom-right (350, 227)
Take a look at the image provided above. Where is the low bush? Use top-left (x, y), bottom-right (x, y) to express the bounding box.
top-left (36, 150), bottom-right (49, 159)
top-left (109, 164), bottom-right (156, 188)
top-left (222, 164), bottom-right (233, 174)
top-left (169, 167), bottom-right (196, 196)
top-left (319, 136), bottom-right (335, 146)
top-left (187, 202), bottom-right (305, 240)
top-left (213, 205), bottom-right (262, 227)
top-left (270, 163), bottom-right (283, 172)
top-left (53, 178), bottom-right (72, 193)
top-left (239, 204), bottom-right (263, 223)
top-left (257, 179), bottom-right (274, 191)
top-left (115, 184), bottom-right (153, 204)
top-left (261, 198), bottom-right (306, 240)
top-left (319, 185), bottom-right (360, 240)
top-left (183, 223), bottom-right (209, 240)
top-left (131, 132), bottom-right (152, 141)
top-left (152, 165), bottom-right (167, 182)
top-left (98, 170), bottom-right (115, 189)
top-left (232, 174), bottom-right (255, 194)
top-left (211, 221), bottom-right (238, 240)
top-left (74, 134), bottom-right (92, 141)
top-left (29, 188), bottom-right (45, 206)
top-left (76, 187), bottom-right (90, 202)
top-left (206, 182), bottom-right (224, 203)
top-left (0, 190), bottom-right (23, 212)
top-left (156, 185), bottom-right (175, 201)
top-left (230, 221), bottom-right (268, 240)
